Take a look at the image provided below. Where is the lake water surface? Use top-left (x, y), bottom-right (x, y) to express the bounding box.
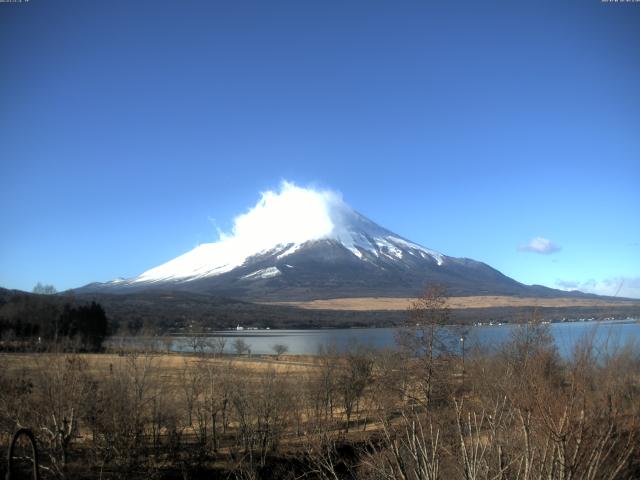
top-left (114, 319), bottom-right (640, 359)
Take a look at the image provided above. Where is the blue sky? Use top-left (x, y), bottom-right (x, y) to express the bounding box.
top-left (1, 1), bottom-right (639, 297)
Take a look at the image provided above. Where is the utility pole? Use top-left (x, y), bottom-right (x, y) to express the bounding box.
top-left (460, 336), bottom-right (465, 377)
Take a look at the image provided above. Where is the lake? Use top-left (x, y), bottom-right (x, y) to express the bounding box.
top-left (111, 318), bottom-right (640, 359)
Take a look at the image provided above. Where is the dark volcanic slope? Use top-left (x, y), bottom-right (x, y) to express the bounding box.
top-left (78, 239), bottom-right (603, 301)
top-left (160, 241), bottom-right (566, 300)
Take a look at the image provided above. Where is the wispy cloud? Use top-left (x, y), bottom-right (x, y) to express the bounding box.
top-left (207, 216), bottom-right (226, 240)
top-left (556, 280), bottom-right (579, 289)
top-left (518, 237), bottom-right (561, 255)
top-left (555, 277), bottom-right (640, 299)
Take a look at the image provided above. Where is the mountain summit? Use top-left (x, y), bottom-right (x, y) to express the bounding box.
top-left (135, 183), bottom-right (443, 285)
top-left (80, 183), bottom-right (577, 300)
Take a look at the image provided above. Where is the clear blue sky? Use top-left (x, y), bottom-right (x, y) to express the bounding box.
top-left (1, 1), bottom-right (639, 297)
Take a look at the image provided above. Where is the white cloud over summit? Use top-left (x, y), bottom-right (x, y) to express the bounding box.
top-left (136, 182), bottom-right (346, 282)
top-left (218, 181), bottom-right (344, 250)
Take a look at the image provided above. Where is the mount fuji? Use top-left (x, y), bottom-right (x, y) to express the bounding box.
top-left (78, 183), bottom-right (580, 301)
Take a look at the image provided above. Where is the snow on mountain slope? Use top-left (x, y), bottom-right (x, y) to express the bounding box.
top-left (130, 182), bottom-right (443, 285)
top-left (80, 182), bottom-right (590, 300)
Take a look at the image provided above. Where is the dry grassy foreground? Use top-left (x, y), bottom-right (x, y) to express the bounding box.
top-left (1, 324), bottom-right (639, 480)
top-left (0, 351), bottom-right (317, 381)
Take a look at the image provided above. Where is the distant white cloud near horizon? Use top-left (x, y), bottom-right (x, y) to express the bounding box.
top-left (556, 277), bottom-right (640, 299)
top-left (518, 237), bottom-right (562, 255)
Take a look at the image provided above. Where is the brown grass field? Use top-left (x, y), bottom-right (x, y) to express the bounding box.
top-left (0, 351), bottom-right (318, 379)
top-left (266, 295), bottom-right (640, 311)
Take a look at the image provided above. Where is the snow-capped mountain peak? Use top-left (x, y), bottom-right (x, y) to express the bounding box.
top-left (131, 182), bottom-right (443, 285)
top-left (78, 183), bottom-right (561, 300)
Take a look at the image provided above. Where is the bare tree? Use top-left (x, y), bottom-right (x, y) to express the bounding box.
top-left (233, 338), bottom-right (250, 356)
top-left (33, 282), bottom-right (57, 295)
top-left (397, 284), bottom-right (451, 406)
top-left (313, 343), bottom-right (339, 424)
top-left (272, 343), bottom-right (288, 359)
top-left (197, 359), bottom-right (233, 452)
top-left (179, 359), bottom-right (203, 426)
top-left (32, 354), bottom-right (92, 475)
top-left (337, 345), bottom-right (373, 432)
top-left (84, 353), bottom-right (158, 477)
top-left (370, 348), bottom-right (409, 419)
top-left (160, 336), bottom-right (174, 353)
top-left (503, 309), bottom-right (557, 377)
top-left (205, 336), bottom-right (227, 357)
top-left (363, 409), bottom-right (441, 480)
top-left (189, 335), bottom-right (206, 355)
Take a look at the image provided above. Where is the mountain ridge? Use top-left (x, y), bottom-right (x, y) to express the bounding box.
top-left (75, 183), bottom-right (608, 302)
